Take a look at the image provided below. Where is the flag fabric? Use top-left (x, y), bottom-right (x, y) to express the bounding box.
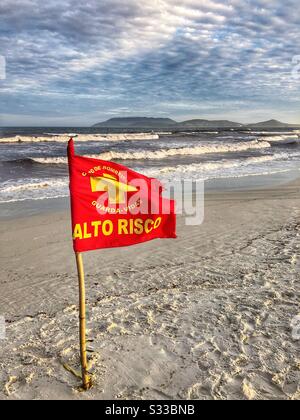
top-left (67, 139), bottom-right (177, 252)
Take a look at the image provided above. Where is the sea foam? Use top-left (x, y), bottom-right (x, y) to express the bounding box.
top-left (30, 140), bottom-right (271, 164)
top-left (140, 152), bottom-right (300, 180)
top-left (1, 150), bottom-right (299, 203)
top-left (0, 178), bottom-right (69, 203)
top-left (0, 133), bottom-right (160, 143)
top-left (258, 135), bottom-right (299, 144)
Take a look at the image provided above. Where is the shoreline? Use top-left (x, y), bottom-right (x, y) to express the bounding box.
top-left (0, 175), bottom-right (299, 399)
top-left (1, 169), bottom-right (299, 221)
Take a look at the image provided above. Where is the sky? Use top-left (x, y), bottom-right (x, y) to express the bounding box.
top-left (0, 0), bottom-right (300, 126)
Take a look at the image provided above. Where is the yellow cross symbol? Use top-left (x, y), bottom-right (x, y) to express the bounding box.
top-left (90, 173), bottom-right (138, 204)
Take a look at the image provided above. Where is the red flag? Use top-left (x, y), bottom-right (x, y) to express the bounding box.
top-left (67, 139), bottom-right (176, 252)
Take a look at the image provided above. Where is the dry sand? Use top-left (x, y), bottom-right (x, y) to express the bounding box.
top-left (0, 179), bottom-right (299, 400)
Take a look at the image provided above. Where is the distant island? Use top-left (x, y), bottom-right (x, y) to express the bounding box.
top-left (93, 117), bottom-right (300, 130)
top-left (246, 119), bottom-right (299, 129)
top-left (93, 117), bottom-right (177, 129)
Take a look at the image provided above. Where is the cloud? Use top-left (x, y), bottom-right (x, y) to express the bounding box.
top-left (0, 0), bottom-right (299, 125)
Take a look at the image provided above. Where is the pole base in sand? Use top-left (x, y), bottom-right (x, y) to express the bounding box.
top-left (75, 252), bottom-right (92, 392)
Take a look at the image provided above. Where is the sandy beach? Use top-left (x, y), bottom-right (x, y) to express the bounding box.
top-left (2, 0), bottom-right (300, 403)
top-left (0, 177), bottom-right (299, 400)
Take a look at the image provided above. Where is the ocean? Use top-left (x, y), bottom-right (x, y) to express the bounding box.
top-left (0, 127), bottom-right (300, 204)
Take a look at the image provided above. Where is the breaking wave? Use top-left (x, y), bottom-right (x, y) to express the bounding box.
top-left (0, 133), bottom-right (160, 143)
top-left (251, 131), bottom-right (300, 136)
top-left (0, 179), bottom-right (67, 193)
top-left (97, 140), bottom-right (271, 160)
top-left (140, 153), bottom-right (300, 180)
top-left (258, 135), bottom-right (299, 144)
top-left (27, 140), bottom-right (271, 164)
top-left (2, 151), bottom-right (299, 203)
top-left (0, 178), bottom-right (69, 203)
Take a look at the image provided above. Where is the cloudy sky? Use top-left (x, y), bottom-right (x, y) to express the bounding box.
top-left (0, 0), bottom-right (299, 126)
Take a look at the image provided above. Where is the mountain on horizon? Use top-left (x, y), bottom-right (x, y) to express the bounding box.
top-left (93, 117), bottom-right (177, 128)
top-left (179, 119), bottom-right (242, 128)
top-left (246, 119), bottom-right (298, 128)
top-left (93, 117), bottom-right (299, 129)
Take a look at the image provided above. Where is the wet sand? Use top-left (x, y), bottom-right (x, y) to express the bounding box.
top-left (0, 178), bottom-right (299, 400)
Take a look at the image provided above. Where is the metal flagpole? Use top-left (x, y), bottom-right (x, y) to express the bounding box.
top-left (75, 252), bottom-right (92, 390)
